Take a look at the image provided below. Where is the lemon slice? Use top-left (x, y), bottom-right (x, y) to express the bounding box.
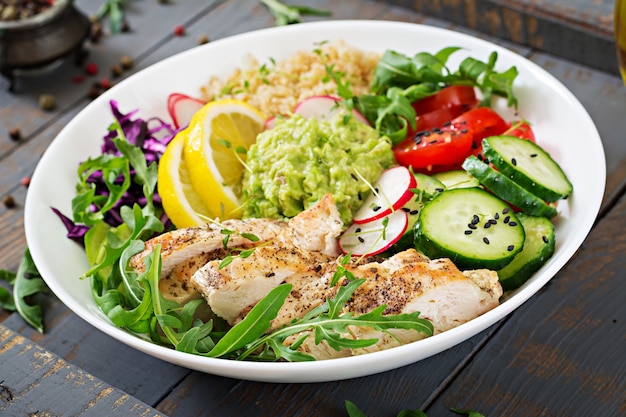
top-left (158, 130), bottom-right (215, 228)
top-left (184, 99), bottom-right (265, 219)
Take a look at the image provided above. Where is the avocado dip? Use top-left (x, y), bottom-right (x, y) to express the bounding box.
top-left (241, 113), bottom-right (395, 224)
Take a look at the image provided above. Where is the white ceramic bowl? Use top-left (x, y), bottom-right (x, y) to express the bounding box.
top-left (25, 20), bottom-right (605, 383)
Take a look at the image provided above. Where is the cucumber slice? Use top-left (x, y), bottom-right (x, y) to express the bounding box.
top-left (497, 213), bottom-right (555, 291)
top-left (415, 188), bottom-right (525, 270)
top-left (411, 172), bottom-right (446, 198)
top-left (482, 136), bottom-right (573, 202)
top-left (432, 170), bottom-right (480, 189)
top-left (462, 156), bottom-right (558, 218)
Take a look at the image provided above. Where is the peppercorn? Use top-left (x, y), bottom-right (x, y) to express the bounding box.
top-left (2, 195), bottom-right (16, 209)
top-left (87, 83), bottom-right (101, 100)
top-left (38, 94), bottom-right (55, 111)
top-left (198, 34), bottom-right (210, 45)
top-left (9, 127), bottom-right (21, 141)
top-left (111, 64), bottom-right (123, 78)
top-left (120, 55), bottom-right (134, 70)
top-left (173, 24), bottom-right (185, 36)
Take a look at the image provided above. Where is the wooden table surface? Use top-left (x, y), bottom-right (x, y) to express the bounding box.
top-left (1, 1), bottom-right (625, 416)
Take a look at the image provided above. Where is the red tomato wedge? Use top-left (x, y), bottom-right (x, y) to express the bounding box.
top-left (504, 120), bottom-right (536, 142)
top-left (411, 85), bottom-right (478, 115)
top-left (406, 85), bottom-right (478, 139)
top-left (449, 107), bottom-right (510, 157)
top-left (393, 122), bottom-right (474, 170)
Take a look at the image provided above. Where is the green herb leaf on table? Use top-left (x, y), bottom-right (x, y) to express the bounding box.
top-left (0, 248), bottom-right (48, 333)
top-left (260, 0), bottom-right (331, 26)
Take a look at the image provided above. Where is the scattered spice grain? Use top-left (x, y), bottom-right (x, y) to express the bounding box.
top-left (3, 195), bottom-right (16, 208)
top-left (8, 127), bottom-right (21, 141)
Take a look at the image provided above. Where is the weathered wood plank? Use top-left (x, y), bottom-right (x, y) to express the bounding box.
top-left (0, 325), bottom-right (167, 417)
top-left (424, 191), bottom-right (626, 417)
top-left (2, 286), bottom-right (195, 405)
top-left (380, 0), bottom-right (618, 75)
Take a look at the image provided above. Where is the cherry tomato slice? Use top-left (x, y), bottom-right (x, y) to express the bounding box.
top-left (504, 120), bottom-right (536, 142)
top-left (411, 85), bottom-right (478, 115)
top-left (393, 122), bottom-right (474, 170)
top-left (406, 104), bottom-right (471, 139)
top-left (450, 107), bottom-right (510, 156)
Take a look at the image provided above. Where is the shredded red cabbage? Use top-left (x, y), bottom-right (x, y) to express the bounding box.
top-left (54, 100), bottom-right (177, 245)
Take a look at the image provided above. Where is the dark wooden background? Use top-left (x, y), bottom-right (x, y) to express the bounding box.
top-left (1, 1), bottom-right (624, 416)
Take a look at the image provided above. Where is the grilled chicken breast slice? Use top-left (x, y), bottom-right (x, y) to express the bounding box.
top-left (130, 218), bottom-right (285, 302)
top-left (191, 194), bottom-right (344, 322)
top-left (284, 250), bottom-right (502, 359)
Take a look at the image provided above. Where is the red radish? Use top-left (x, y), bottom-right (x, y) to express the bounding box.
top-left (352, 166), bottom-right (417, 224)
top-left (339, 209), bottom-right (408, 257)
top-left (294, 95), bottom-right (370, 125)
top-left (264, 116), bottom-right (276, 130)
top-left (167, 93), bottom-right (205, 129)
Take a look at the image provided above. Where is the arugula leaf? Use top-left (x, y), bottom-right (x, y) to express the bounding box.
top-left (208, 283), bottom-right (292, 358)
top-left (0, 248), bottom-right (49, 333)
top-left (210, 277), bottom-right (434, 361)
top-left (260, 0), bottom-right (331, 26)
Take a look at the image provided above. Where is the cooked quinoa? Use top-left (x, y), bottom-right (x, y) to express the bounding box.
top-left (200, 40), bottom-right (380, 118)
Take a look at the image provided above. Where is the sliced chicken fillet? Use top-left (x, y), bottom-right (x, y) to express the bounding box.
top-left (130, 218), bottom-right (285, 304)
top-left (191, 194), bottom-right (344, 323)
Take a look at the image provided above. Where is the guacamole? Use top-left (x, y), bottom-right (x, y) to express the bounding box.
top-left (241, 113), bottom-right (395, 224)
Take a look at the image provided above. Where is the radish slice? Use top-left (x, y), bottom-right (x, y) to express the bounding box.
top-left (294, 95), bottom-right (370, 125)
top-left (352, 166), bottom-right (417, 224)
top-left (339, 209), bottom-right (408, 257)
top-left (264, 116), bottom-right (276, 130)
top-left (167, 93), bottom-right (205, 129)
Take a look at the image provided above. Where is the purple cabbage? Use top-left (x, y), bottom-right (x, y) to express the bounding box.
top-left (54, 100), bottom-right (178, 245)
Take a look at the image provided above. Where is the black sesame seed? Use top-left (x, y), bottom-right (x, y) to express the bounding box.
top-left (358, 236), bottom-right (365, 243)
top-left (372, 205), bottom-right (381, 212)
top-left (429, 139), bottom-right (438, 144)
top-left (414, 136), bottom-right (423, 145)
top-left (494, 213), bottom-right (500, 219)
top-left (484, 158), bottom-right (490, 165)
top-left (484, 222), bottom-right (492, 229)
top-left (483, 237), bottom-right (490, 244)
top-left (507, 245), bottom-right (514, 251)
top-left (468, 223), bottom-right (477, 230)
top-left (410, 209), bottom-right (419, 215)
top-left (542, 235), bottom-right (549, 243)
top-left (477, 153), bottom-right (483, 161)
top-left (509, 221), bottom-right (518, 227)
top-left (402, 207), bottom-right (411, 212)
top-left (471, 215), bottom-right (479, 224)
top-left (423, 130), bottom-right (431, 137)
top-left (351, 173), bottom-right (358, 180)
top-left (461, 129), bottom-right (468, 134)
top-left (471, 141), bottom-right (478, 149)
top-left (530, 153), bottom-right (538, 158)
top-left (443, 121), bottom-right (451, 127)
top-left (435, 187), bottom-right (444, 193)
top-left (503, 216), bottom-right (510, 224)
top-left (502, 207), bottom-right (510, 214)
top-left (355, 228), bottom-right (362, 233)
top-left (488, 219), bottom-right (497, 225)
top-left (464, 230), bottom-right (473, 235)
top-left (511, 157), bottom-right (517, 166)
